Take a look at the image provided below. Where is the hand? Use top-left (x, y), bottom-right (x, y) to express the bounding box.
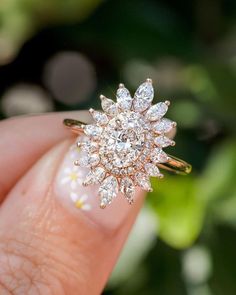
top-left (0, 112), bottom-right (146, 295)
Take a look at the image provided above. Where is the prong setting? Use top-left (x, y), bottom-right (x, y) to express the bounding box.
top-left (165, 100), bottom-right (170, 106)
top-left (172, 121), bottom-right (177, 128)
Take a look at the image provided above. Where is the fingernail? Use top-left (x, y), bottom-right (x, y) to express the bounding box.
top-left (54, 138), bottom-right (146, 230)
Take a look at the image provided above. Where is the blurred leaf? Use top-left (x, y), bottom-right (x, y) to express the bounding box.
top-left (0, 0), bottom-right (103, 64)
top-left (199, 140), bottom-right (236, 226)
top-left (183, 65), bottom-right (217, 100)
top-left (205, 64), bottom-right (236, 123)
top-left (170, 99), bottom-right (202, 129)
top-left (198, 140), bottom-right (236, 203)
top-left (212, 189), bottom-right (236, 226)
top-left (21, 0), bottom-right (103, 23)
top-left (184, 63), bottom-right (236, 130)
top-left (148, 176), bottom-right (204, 249)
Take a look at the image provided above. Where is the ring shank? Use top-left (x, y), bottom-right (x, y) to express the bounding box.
top-left (63, 118), bottom-right (192, 175)
top-left (63, 118), bottom-right (84, 135)
top-left (158, 156), bottom-right (192, 175)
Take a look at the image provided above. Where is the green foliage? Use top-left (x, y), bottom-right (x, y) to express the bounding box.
top-left (147, 140), bottom-right (236, 249)
top-left (199, 140), bottom-right (236, 203)
top-left (200, 140), bottom-right (236, 226)
top-left (184, 64), bottom-right (236, 129)
top-left (149, 176), bottom-right (205, 249)
top-left (0, 0), bottom-right (102, 64)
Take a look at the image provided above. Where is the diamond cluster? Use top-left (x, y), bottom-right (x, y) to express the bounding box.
top-left (76, 79), bottom-right (176, 208)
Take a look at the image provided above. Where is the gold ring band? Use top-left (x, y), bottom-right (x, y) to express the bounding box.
top-left (63, 118), bottom-right (85, 134)
top-left (63, 118), bottom-right (192, 176)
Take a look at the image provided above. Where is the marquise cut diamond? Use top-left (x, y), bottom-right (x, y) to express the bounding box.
top-left (133, 81), bottom-right (154, 112)
top-left (90, 110), bottom-right (108, 125)
top-left (150, 148), bottom-right (169, 163)
top-left (99, 176), bottom-right (118, 207)
top-left (120, 177), bottom-right (135, 204)
top-left (101, 96), bottom-right (118, 116)
top-left (152, 118), bottom-right (175, 134)
top-left (116, 85), bottom-right (132, 110)
top-left (154, 135), bottom-right (174, 147)
top-left (83, 166), bottom-right (106, 186)
top-left (135, 172), bottom-right (152, 192)
top-left (84, 124), bottom-right (103, 138)
top-left (145, 102), bottom-right (168, 121)
top-left (145, 163), bottom-right (162, 177)
top-left (79, 153), bottom-right (100, 167)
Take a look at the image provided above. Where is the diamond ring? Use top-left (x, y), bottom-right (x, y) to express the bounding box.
top-left (63, 78), bottom-right (192, 208)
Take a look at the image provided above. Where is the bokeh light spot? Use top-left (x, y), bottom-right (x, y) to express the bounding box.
top-left (1, 84), bottom-right (54, 117)
top-left (43, 51), bottom-right (97, 105)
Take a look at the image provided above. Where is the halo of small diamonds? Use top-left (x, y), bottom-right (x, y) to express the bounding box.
top-left (76, 79), bottom-right (176, 208)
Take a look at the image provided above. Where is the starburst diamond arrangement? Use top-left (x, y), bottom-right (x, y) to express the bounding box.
top-left (75, 79), bottom-right (177, 208)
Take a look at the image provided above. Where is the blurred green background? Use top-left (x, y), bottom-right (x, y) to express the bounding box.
top-left (1, 0), bottom-right (236, 294)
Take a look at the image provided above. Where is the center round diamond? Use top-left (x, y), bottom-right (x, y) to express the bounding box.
top-left (100, 111), bottom-right (146, 168)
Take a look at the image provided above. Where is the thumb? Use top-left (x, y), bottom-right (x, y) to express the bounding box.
top-left (0, 139), bottom-right (145, 295)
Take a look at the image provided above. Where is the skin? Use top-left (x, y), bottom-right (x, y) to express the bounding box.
top-left (0, 112), bottom-right (146, 295)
